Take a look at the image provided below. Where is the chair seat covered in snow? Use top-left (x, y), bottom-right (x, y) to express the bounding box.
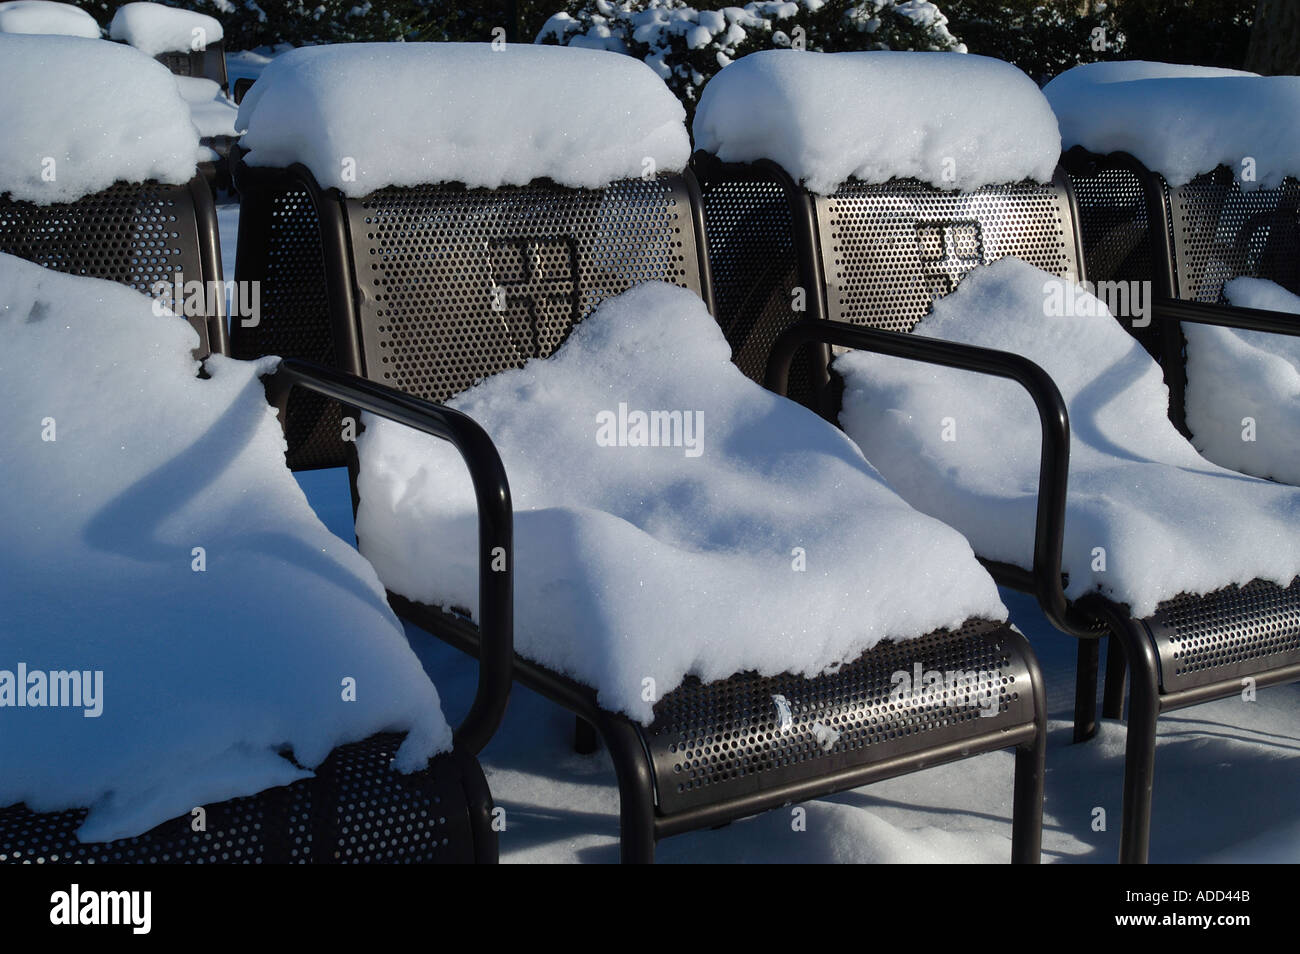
top-left (694, 49), bottom-right (1300, 863)
top-left (231, 41), bottom-right (1047, 863)
top-left (0, 255), bottom-right (503, 863)
top-left (1048, 62), bottom-right (1300, 477)
top-left (0, 33), bottom-right (227, 355)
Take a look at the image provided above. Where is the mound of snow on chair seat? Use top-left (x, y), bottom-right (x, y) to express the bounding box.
top-left (0, 34), bottom-right (198, 204)
top-left (693, 50), bottom-right (1060, 194)
top-left (238, 42), bottom-right (691, 195)
top-left (355, 282), bottom-right (1006, 724)
top-left (0, 1), bottom-right (99, 38)
top-left (836, 258), bottom-right (1300, 619)
top-left (0, 254), bottom-right (449, 842)
top-left (1185, 277), bottom-right (1300, 486)
top-left (176, 75), bottom-right (239, 139)
top-left (1045, 61), bottom-right (1300, 189)
top-left (109, 1), bottom-right (223, 56)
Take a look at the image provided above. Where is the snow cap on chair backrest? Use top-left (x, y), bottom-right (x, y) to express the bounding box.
top-left (0, 1), bottom-right (99, 38)
top-left (237, 42), bottom-right (692, 196)
top-left (109, 1), bottom-right (223, 56)
top-left (1044, 61), bottom-right (1300, 189)
top-left (0, 34), bottom-right (199, 204)
top-left (692, 50), bottom-right (1061, 195)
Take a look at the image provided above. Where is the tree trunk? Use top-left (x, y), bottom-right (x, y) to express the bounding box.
top-left (1246, 0), bottom-right (1300, 74)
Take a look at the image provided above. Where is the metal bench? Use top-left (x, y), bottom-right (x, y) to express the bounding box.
top-left (231, 158), bottom-right (1048, 864)
top-left (693, 149), bottom-right (1300, 863)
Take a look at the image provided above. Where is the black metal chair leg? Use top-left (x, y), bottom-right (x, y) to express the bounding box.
top-left (1076, 596), bottom-right (1160, 864)
top-left (1009, 623), bottom-right (1046, 863)
top-left (1110, 617), bottom-right (1159, 864)
top-left (574, 715), bottom-right (598, 754)
top-left (1011, 734), bottom-right (1045, 863)
top-left (599, 717), bottom-right (656, 864)
top-left (1102, 633), bottom-right (1128, 720)
top-left (1073, 638), bottom-right (1101, 742)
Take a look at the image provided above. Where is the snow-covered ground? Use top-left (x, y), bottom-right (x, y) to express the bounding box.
top-left (214, 205), bottom-right (1300, 863)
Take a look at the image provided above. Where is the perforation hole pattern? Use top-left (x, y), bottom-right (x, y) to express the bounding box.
top-left (1152, 577), bottom-right (1300, 690)
top-left (0, 184), bottom-right (191, 298)
top-left (231, 185), bottom-right (344, 470)
top-left (0, 182), bottom-right (215, 356)
top-left (353, 176), bottom-right (696, 402)
top-left (0, 735), bottom-right (476, 864)
top-left (646, 619), bottom-right (1032, 814)
top-left (698, 176), bottom-right (812, 391)
top-left (1069, 164), bottom-right (1163, 353)
top-left (1170, 168), bottom-right (1300, 302)
top-left (822, 180), bottom-right (1076, 330)
top-left (1071, 166), bottom-right (1156, 286)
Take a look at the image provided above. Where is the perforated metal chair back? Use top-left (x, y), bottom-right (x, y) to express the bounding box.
top-left (157, 38), bottom-right (229, 92)
top-left (1068, 154), bottom-right (1300, 300)
top-left (0, 177), bottom-right (227, 358)
top-left (233, 165), bottom-right (712, 468)
top-left (1065, 152), bottom-right (1300, 426)
top-left (697, 157), bottom-right (1082, 400)
top-left (814, 177), bottom-right (1082, 326)
top-left (1066, 160), bottom-right (1161, 292)
top-left (1167, 168), bottom-right (1300, 302)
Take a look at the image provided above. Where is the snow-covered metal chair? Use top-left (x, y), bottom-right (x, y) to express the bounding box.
top-left (0, 33), bottom-right (226, 356)
top-left (232, 42), bottom-right (1048, 864)
top-left (0, 260), bottom-right (508, 864)
top-left (1048, 63), bottom-right (1300, 482)
top-left (693, 50), bottom-right (1300, 864)
top-left (0, 38), bottom-right (505, 865)
top-left (111, 2), bottom-right (237, 191)
top-left (111, 1), bottom-right (229, 90)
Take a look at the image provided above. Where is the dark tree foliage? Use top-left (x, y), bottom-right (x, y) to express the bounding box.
top-left (67, 0), bottom-right (1259, 78)
top-left (1112, 0), bottom-right (1255, 70)
top-left (942, 0), bottom-right (1121, 84)
top-left (1246, 0), bottom-right (1300, 74)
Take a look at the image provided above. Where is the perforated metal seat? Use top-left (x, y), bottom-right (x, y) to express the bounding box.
top-left (235, 160), bottom-right (1047, 863)
top-left (646, 620), bottom-right (1036, 823)
top-left (0, 736), bottom-right (493, 864)
top-left (0, 177), bottom-right (227, 357)
top-left (695, 150), bottom-right (1300, 862)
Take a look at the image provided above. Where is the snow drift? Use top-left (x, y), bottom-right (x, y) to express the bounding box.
top-left (836, 257), bottom-right (1300, 618)
top-left (694, 50), bottom-right (1061, 194)
top-left (356, 281), bottom-right (1006, 723)
top-left (0, 34), bottom-right (198, 203)
top-left (0, 254), bottom-right (449, 842)
top-left (238, 42), bottom-right (691, 195)
top-left (1045, 61), bottom-right (1300, 188)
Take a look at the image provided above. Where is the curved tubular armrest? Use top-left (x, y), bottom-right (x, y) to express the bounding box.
top-left (765, 320), bottom-right (1096, 637)
top-left (266, 358), bottom-right (514, 755)
top-left (1152, 297), bottom-right (1300, 336)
